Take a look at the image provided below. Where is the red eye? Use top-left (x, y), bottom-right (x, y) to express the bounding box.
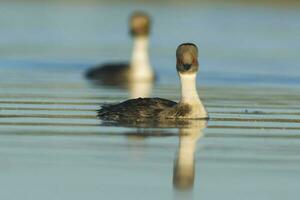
top-left (192, 58), bottom-right (196, 64)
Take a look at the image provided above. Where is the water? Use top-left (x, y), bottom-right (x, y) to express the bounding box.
top-left (0, 1), bottom-right (300, 199)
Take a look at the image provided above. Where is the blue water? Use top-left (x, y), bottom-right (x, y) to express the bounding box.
top-left (0, 1), bottom-right (300, 200)
top-left (0, 1), bottom-right (299, 87)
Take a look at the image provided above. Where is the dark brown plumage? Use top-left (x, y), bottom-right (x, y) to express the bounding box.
top-left (98, 98), bottom-right (197, 123)
top-left (85, 63), bottom-right (130, 85)
top-left (98, 98), bottom-right (176, 122)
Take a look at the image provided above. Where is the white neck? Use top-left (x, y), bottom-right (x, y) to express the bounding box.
top-left (130, 36), bottom-right (153, 81)
top-left (179, 73), bottom-right (200, 103)
top-left (179, 73), bottom-right (208, 118)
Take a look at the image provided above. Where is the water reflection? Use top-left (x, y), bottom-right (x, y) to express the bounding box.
top-left (89, 79), bottom-right (153, 98)
top-left (173, 120), bottom-right (206, 191)
top-left (102, 119), bottom-right (207, 191)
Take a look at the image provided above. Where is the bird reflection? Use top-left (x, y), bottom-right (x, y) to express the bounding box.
top-left (99, 118), bottom-right (207, 191)
top-left (88, 79), bottom-right (153, 99)
top-left (173, 120), bottom-right (206, 191)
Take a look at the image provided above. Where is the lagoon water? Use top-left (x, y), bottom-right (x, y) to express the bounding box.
top-left (0, 1), bottom-right (300, 200)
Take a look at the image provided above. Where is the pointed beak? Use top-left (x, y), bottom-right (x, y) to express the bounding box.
top-left (183, 63), bottom-right (192, 71)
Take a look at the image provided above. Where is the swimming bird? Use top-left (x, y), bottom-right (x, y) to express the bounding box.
top-left (86, 11), bottom-right (154, 84)
top-left (98, 43), bottom-right (208, 122)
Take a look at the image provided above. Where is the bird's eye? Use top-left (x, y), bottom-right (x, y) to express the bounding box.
top-left (192, 58), bottom-right (196, 64)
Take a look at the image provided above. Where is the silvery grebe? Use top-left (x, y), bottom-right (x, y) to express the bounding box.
top-left (98, 43), bottom-right (208, 121)
top-left (86, 11), bottom-right (154, 83)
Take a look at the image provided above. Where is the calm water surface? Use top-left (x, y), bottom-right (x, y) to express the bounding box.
top-left (0, 1), bottom-right (300, 200)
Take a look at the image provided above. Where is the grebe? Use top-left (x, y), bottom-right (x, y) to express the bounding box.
top-left (98, 43), bottom-right (208, 122)
top-left (86, 11), bottom-right (154, 83)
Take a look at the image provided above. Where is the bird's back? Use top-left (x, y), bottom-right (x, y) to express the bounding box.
top-left (85, 62), bottom-right (130, 82)
top-left (98, 98), bottom-right (177, 122)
